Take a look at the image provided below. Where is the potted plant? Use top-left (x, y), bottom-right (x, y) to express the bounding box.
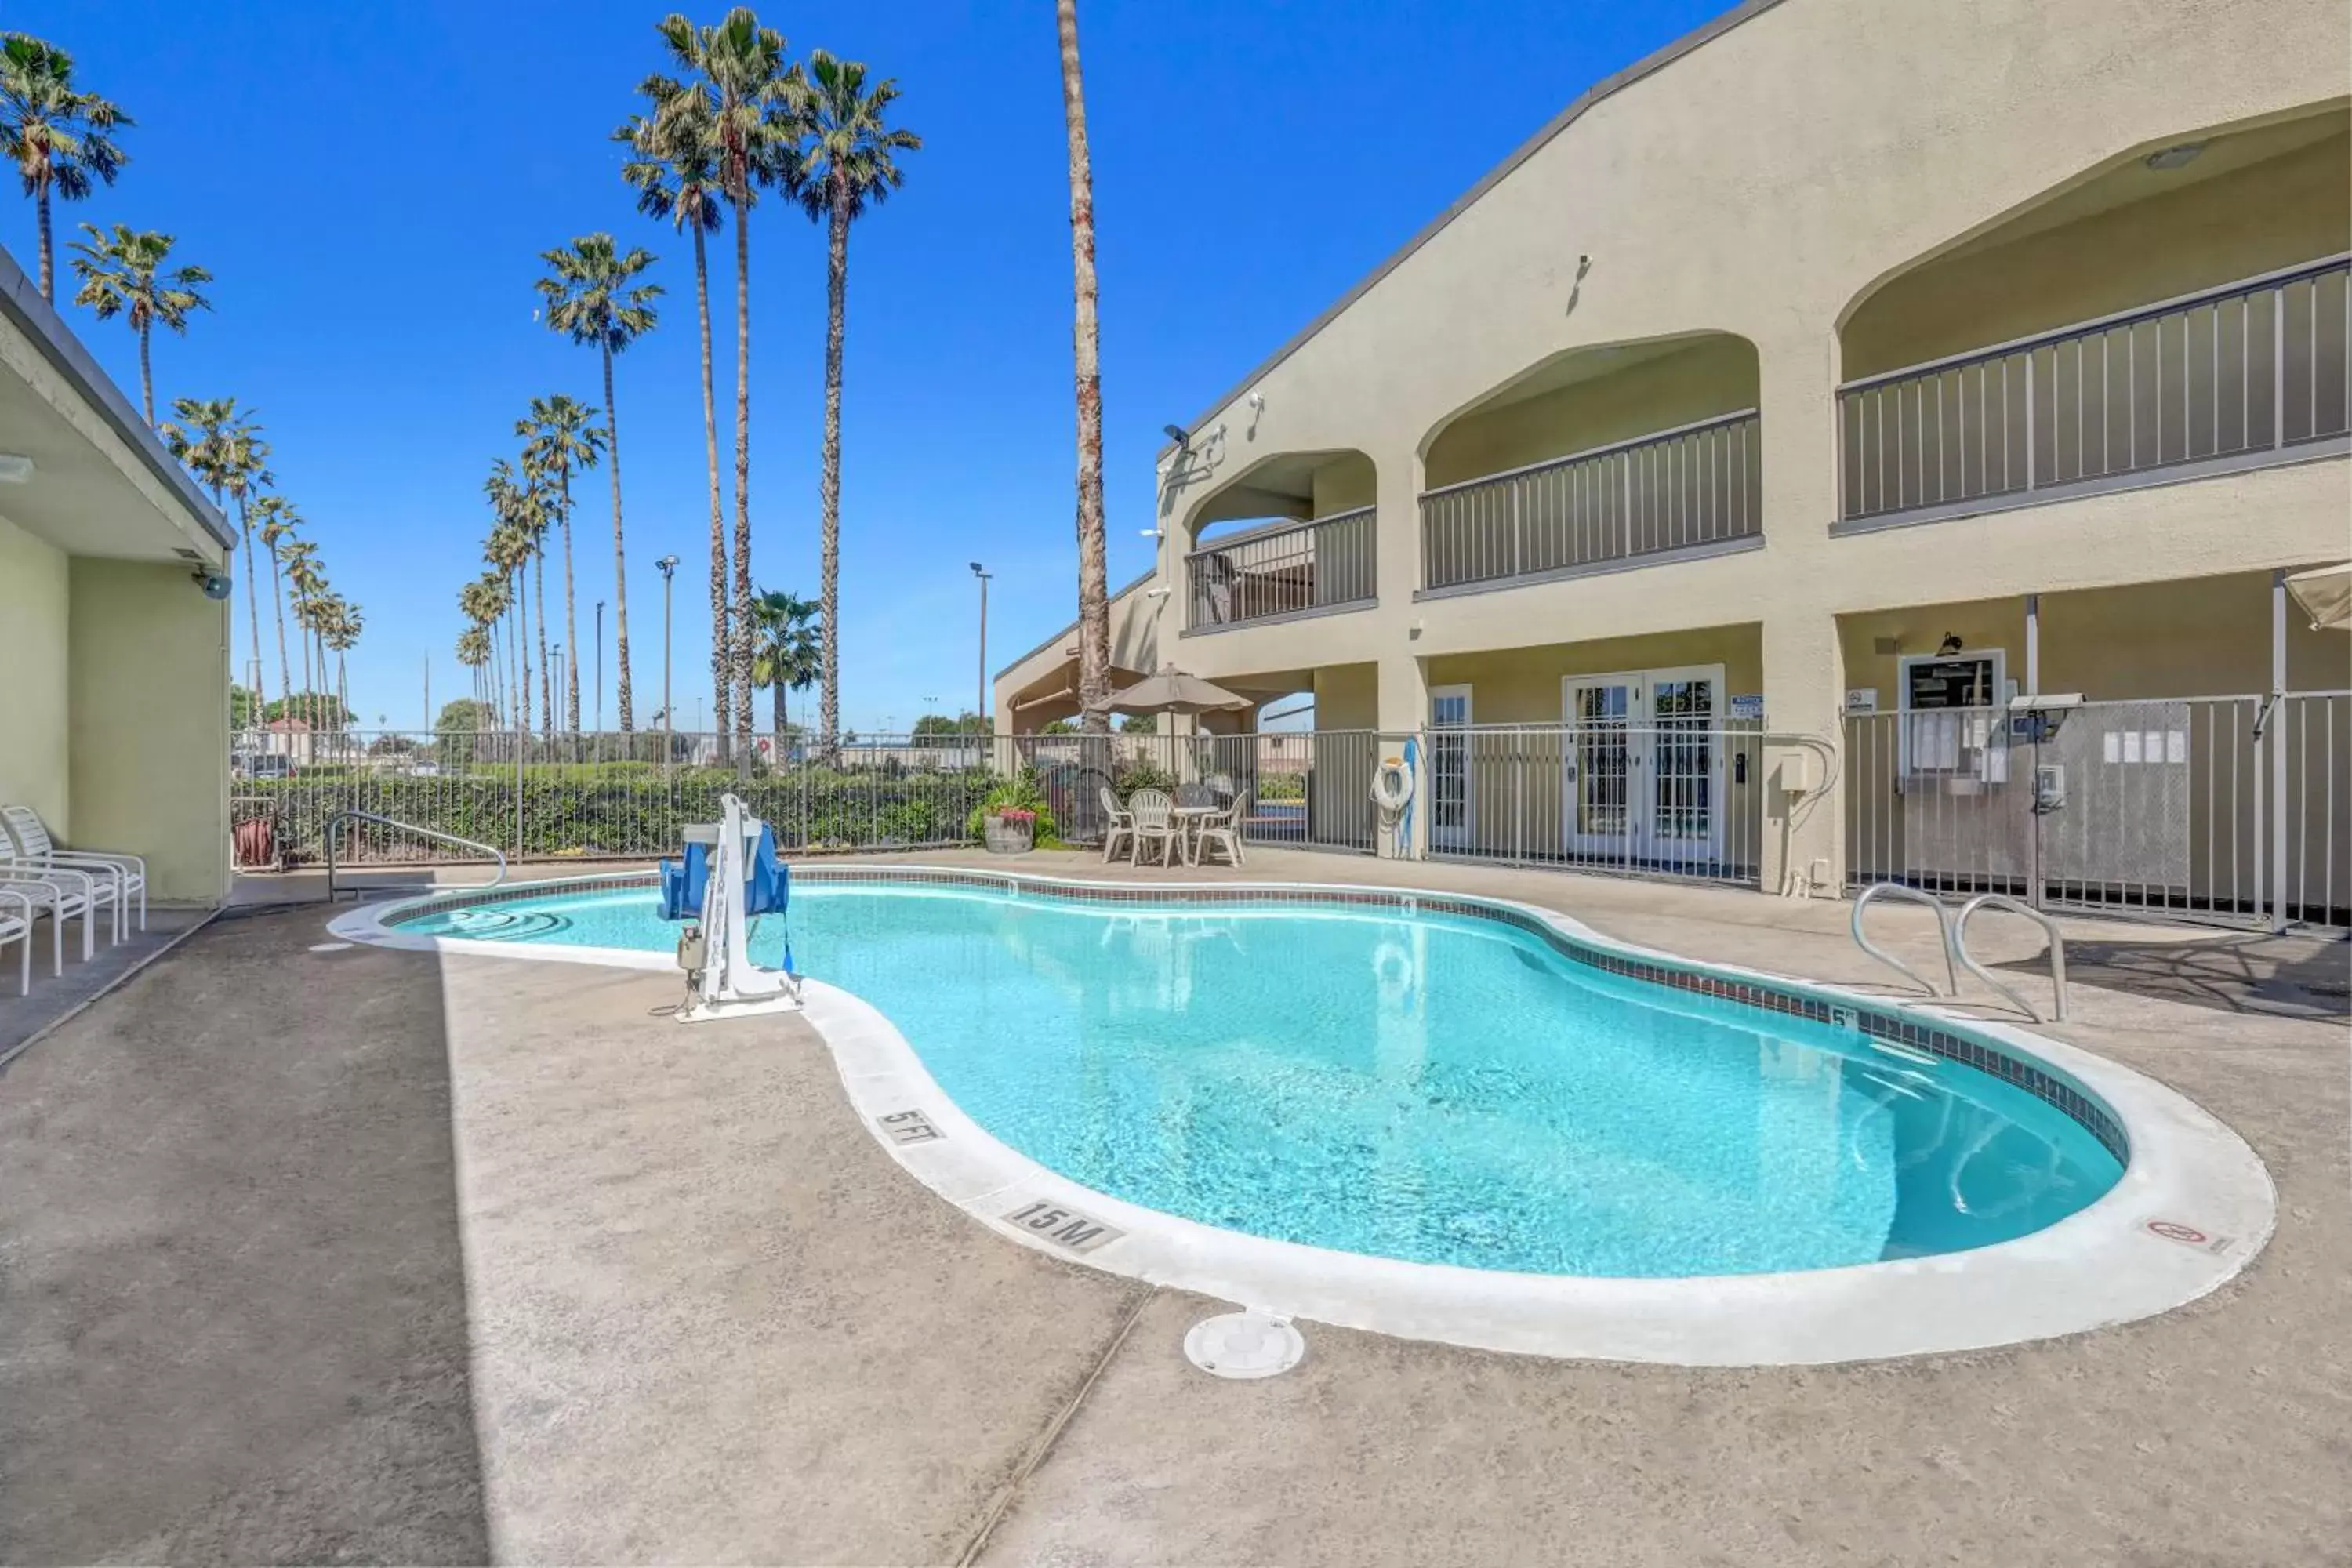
top-left (984, 805), bottom-right (1036, 855)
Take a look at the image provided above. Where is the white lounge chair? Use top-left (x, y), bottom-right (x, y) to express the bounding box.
top-left (1098, 785), bottom-right (1135, 864)
top-left (2, 804), bottom-right (143, 941)
top-left (0, 866), bottom-right (100, 974)
top-left (1127, 789), bottom-right (1181, 867)
top-left (1190, 789), bottom-right (1250, 869)
top-left (0, 885), bottom-right (31, 995)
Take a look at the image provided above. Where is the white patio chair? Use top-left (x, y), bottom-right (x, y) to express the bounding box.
top-left (0, 885), bottom-right (31, 995)
top-left (0, 866), bottom-right (100, 974)
top-left (1127, 789), bottom-right (1181, 868)
top-left (1098, 785), bottom-right (1135, 864)
top-left (2, 804), bottom-right (143, 940)
top-left (1190, 789), bottom-right (1250, 869)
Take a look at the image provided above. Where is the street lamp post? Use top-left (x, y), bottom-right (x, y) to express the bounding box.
top-left (968, 561), bottom-right (991, 733)
top-left (655, 555), bottom-right (679, 739)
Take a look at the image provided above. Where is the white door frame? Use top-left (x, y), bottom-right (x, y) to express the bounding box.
top-left (1560, 665), bottom-right (1727, 863)
top-left (1428, 684), bottom-right (1473, 851)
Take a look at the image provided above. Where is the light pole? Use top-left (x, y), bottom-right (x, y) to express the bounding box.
top-left (655, 555), bottom-right (679, 737)
top-left (550, 644), bottom-right (564, 739)
top-left (968, 561), bottom-right (991, 732)
top-left (594, 601), bottom-right (606, 733)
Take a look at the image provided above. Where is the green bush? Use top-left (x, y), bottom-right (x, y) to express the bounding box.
top-left (964, 767), bottom-right (1062, 846)
top-left (245, 764), bottom-right (1003, 864)
top-left (1257, 770), bottom-right (1307, 803)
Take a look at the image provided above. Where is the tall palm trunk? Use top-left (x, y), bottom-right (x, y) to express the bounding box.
top-left (534, 549), bottom-right (552, 733)
top-left (1058, 0), bottom-right (1114, 735)
top-left (694, 223), bottom-right (731, 758)
top-left (268, 554), bottom-right (292, 713)
top-left (238, 495), bottom-right (264, 725)
top-left (601, 343), bottom-right (636, 731)
top-left (818, 183), bottom-right (851, 749)
top-left (137, 321), bottom-right (154, 426)
top-left (731, 201), bottom-right (756, 758)
top-left (34, 186), bottom-right (53, 302)
top-left (772, 678), bottom-right (786, 740)
top-left (299, 612), bottom-right (315, 736)
top-left (560, 473), bottom-right (579, 731)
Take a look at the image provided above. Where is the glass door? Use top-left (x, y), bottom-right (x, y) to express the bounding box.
top-left (1563, 676), bottom-right (1637, 858)
top-left (1428, 685), bottom-right (1472, 851)
top-left (1563, 667), bottom-right (1724, 865)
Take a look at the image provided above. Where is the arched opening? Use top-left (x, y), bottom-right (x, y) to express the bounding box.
top-left (1417, 332), bottom-right (1761, 591)
top-left (1181, 448), bottom-right (1377, 631)
top-left (1838, 105), bottom-right (2350, 524)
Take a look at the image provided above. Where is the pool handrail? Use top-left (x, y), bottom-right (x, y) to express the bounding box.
top-left (324, 810), bottom-right (508, 903)
top-left (1850, 883), bottom-right (1958, 999)
top-left (1953, 893), bottom-right (2069, 1023)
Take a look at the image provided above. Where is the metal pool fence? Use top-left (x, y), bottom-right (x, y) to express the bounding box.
top-left (1843, 693), bottom-right (2350, 929)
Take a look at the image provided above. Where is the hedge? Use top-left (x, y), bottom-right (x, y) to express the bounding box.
top-left (242, 764), bottom-right (1004, 863)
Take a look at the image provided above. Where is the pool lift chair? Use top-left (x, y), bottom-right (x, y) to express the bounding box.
top-left (662, 793), bottom-right (802, 1023)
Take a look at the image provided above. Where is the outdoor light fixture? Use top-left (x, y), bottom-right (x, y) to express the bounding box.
top-left (1937, 633), bottom-right (1965, 655)
top-left (2143, 143), bottom-right (2207, 171)
top-left (1145, 586), bottom-right (1171, 598)
top-left (1163, 423), bottom-right (1189, 448)
top-left (0, 453), bottom-right (34, 483)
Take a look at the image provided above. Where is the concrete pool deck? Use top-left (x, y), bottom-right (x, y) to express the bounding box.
top-left (3, 851), bottom-right (2346, 1564)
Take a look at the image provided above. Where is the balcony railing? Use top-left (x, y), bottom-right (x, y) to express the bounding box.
top-left (1839, 254), bottom-right (2352, 525)
top-left (1186, 506), bottom-right (1375, 631)
top-left (1417, 409), bottom-right (1762, 594)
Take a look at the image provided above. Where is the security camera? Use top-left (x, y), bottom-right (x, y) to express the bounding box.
top-left (194, 569), bottom-right (233, 601)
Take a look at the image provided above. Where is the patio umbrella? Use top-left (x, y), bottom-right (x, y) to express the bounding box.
top-left (2285, 563), bottom-right (2352, 630)
top-left (1109, 665), bottom-right (1254, 716)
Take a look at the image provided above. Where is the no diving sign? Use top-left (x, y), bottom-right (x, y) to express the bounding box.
top-left (2143, 1218), bottom-right (2235, 1255)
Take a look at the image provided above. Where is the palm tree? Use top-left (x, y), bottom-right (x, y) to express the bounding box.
top-left (279, 539), bottom-right (322, 729)
top-left (248, 493), bottom-right (302, 712)
top-left (325, 599), bottom-right (363, 729)
top-left (0, 33), bottom-right (129, 303)
top-left (1055, 2), bottom-right (1113, 735)
top-left (652, 10), bottom-right (800, 758)
top-left (457, 582), bottom-right (501, 724)
top-left (163, 399), bottom-right (271, 704)
top-left (619, 76), bottom-right (734, 754)
top-left (517, 394), bottom-right (606, 731)
top-left (66, 223), bottom-right (209, 424)
top-left (535, 233), bottom-right (659, 731)
top-left (472, 568), bottom-right (516, 732)
top-left (747, 587), bottom-right (822, 738)
top-left (456, 624), bottom-right (492, 724)
top-left (793, 49), bottom-right (919, 747)
top-left (484, 506), bottom-right (534, 736)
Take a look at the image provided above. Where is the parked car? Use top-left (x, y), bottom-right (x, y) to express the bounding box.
top-left (233, 752), bottom-right (295, 780)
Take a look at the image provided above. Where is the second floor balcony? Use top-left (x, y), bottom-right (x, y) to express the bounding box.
top-left (1186, 506), bottom-right (1377, 632)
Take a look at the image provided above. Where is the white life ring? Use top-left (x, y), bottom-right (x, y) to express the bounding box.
top-left (1370, 755), bottom-right (1414, 812)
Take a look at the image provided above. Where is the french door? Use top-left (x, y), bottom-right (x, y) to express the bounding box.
top-left (1561, 666), bottom-right (1724, 865)
top-left (1428, 685), bottom-right (1473, 850)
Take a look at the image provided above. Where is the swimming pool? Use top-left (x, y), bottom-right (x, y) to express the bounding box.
top-left (391, 875), bottom-right (2122, 1278)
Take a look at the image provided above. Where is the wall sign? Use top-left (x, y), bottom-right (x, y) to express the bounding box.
top-left (1004, 1198), bottom-right (1124, 1253)
top-left (876, 1109), bottom-right (944, 1146)
top-left (1728, 693), bottom-right (1766, 722)
top-left (1844, 688), bottom-right (1878, 714)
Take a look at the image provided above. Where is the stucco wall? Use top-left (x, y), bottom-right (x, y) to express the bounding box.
top-left (67, 558), bottom-right (230, 904)
top-left (0, 512), bottom-right (71, 837)
top-left (1424, 335), bottom-right (1759, 488)
top-left (1312, 664), bottom-right (1380, 730)
top-left (1426, 625), bottom-right (1766, 725)
top-left (1844, 132), bottom-right (2351, 378)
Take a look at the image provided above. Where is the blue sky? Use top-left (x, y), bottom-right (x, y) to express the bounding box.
top-left (14, 0), bottom-right (1726, 732)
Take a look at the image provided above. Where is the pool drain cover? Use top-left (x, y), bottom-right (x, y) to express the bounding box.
top-left (1184, 1312), bottom-right (1304, 1379)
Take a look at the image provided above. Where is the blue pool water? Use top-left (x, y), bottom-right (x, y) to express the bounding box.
top-left (404, 882), bottom-right (2123, 1277)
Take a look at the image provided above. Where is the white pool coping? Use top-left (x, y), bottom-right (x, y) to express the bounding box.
top-left (328, 867), bottom-right (2277, 1366)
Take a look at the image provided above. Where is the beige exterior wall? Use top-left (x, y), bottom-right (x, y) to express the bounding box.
top-left (1844, 129), bottom-right (2351, 377)
top-left (67, 560), bottom-right (231, 906)
top-left (0, 513), bottom-right (71, 837)
top-left (1425, 625), bottom-right (1764, 726)
top-left (1424, 334), bottom-right (1757, 488)
top-left (998, 0), bottom-right (2351, 888)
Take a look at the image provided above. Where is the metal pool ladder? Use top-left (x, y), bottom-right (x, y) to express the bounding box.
top-left (1952, 894), bottom-right (2070, 1023)
top-left (324, 811), bottom-right (509, 903)
top-left (1850, 883), bottom-right (1958, 1000)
